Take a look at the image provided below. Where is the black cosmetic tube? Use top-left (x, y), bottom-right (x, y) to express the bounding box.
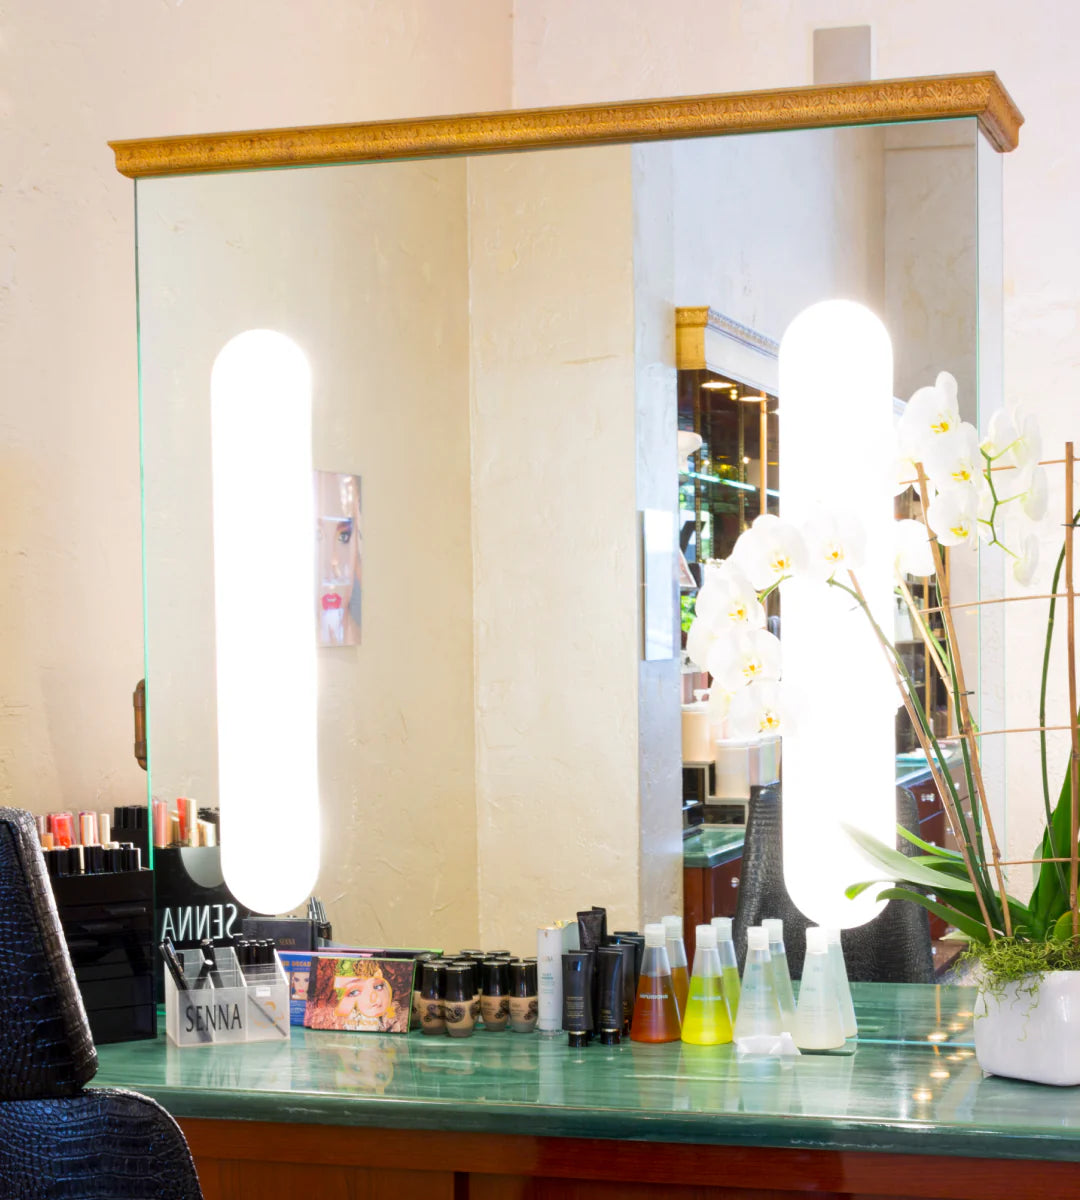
top-left (595, 947), bottom-right (625, 1041)
top-left (604, 941), bottom-right (636, 1033)
top-left (611, 932), bottom-right (644, 990)
top-left (576, 909), bottom-right (604, 952)
top-left (561, 951), bottom-right (595, 1047)
top-left (591, 906), bottom-right (609, 946)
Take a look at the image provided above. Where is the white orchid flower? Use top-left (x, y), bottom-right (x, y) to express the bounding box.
top-left (802, 512), bottom-right (866, 580)
top-left (706, 628), bottom-right (783, 693)
top-left (1021, 465), bottom-right (1049, 521)
top-left (1009, 410), bottom-right (1042, 472)
top-left (980, 408), bottom-right (1018, 460)
top-left (694, 561), bottom-right (766, 630)
top-left (897, 371), bottom-right (961, 464)
top-left (1013, 534), bottom-right (1039, 586)
top-left (926, 486), bottom-right (979, 548)
top-left (923, 422), bottom-right (982, 489)
top-left (707, 685), bottom-right (735, 729)
top-left (893, 452), bottom-right (920, 498)
top-left (685, 614), bottom-right (718, 672)
top-left (728, 679), bottom-right (784, 738)
top-left (732, 514), bottom-right (808, 590)
top-left (894, 518), bottom-right (936, 578)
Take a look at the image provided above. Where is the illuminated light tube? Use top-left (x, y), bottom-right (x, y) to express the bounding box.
top-left (211, 330), bottom-right (320, 915)
top-left (779, 301), bottom-right (895, 928)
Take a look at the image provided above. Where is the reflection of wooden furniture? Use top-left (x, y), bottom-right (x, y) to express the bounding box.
top-left (683, 828), bottom-right (744, 963)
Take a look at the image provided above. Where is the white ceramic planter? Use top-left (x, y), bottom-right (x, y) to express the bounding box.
top-left (974, 970), bottom-right (1080, 1086)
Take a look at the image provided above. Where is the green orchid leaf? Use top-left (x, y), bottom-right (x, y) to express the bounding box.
top-left (1051, 911), bottom-right (1078, 943)
top-left (841, 823), bottom-right (977, 894)
top-left (872, 887), bottom-right (993, 945)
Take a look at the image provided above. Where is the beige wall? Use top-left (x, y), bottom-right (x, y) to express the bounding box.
top-left (3, 0), bottom-right (1077, 910)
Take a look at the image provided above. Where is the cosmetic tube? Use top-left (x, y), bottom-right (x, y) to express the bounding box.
top-left (537, 927), bottom-right (564, 1033)
top-left (824, 927), bottom-right (858, 1038)
top-left (480, 959), bottom-right (510, 1031)
top-left (562, 951), bottom-right (595, 1047)
top-left (762, 918), bottom-right (797, 1031)
top-left (595, 947), bottom-right (625, 1045)
top-left (681, 925), bottom-right (733, 1045)
top-left (576, 909), bottom-right (605, 952)
top-left (604, 941), bottom-right (636, 1033)
top-left (630, 924), bottom-right (681, 1043)
top-left (591, 906), bottom-right (608, 945)
top-left (710, 917), bottom-right (741, 1021)
top-left (98, 812), bottom-right (111, 846)
top-left (611, 932), bottom-right (644, 991)
top-left (443, 965), bottom-right (476, 1038)
top-left (732, 926), bottom-right (782, 1040)
top-left (508, 959), bottom-right (538, 1033)
top-left (793, 927), bottom-right (846, 1050)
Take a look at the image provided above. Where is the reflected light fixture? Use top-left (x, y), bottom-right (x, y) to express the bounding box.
top-left (210, 330), bottom-right (320, 915)
top-left (779, 300), bottom-right (895, 929)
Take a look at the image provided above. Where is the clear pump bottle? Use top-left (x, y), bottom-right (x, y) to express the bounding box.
top-left (680, 925), bottom-right (733, 1045)
top-left (630, 923), bottom-right (682, 1043)
top-left (710, 916), bottom-right (741, 1020)
top-left (661, 915), bottom-right (689, 1019)
top-left (762, 918), bottom-right (797, 1031)
top-left (793, 927), bottom-right (846, 1050)
top-left (732, 925), bottom-right (782, 1040)
top-left (824, 927), bottom-right (858, 1039)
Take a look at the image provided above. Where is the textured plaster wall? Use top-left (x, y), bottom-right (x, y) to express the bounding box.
top-left (0, 1), bottom-right (510, 831)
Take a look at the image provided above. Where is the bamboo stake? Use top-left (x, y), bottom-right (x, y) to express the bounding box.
top-left (848, 570), bottom-right (997, 939)
top-left (898, 457), bottom-right (1072, 487)
top-left (938, 725), bottom-right (1073, 740)
top-left (920, 593), bottom-right (1080, 615)
top-left (916, 464), bottom-right (1012, 936)
top-left (1065, 442), bottom-right (1080, 938)
top-left (897, 574), bottom-right (951, 690)
top-left (999, 858), bottom-right (1075, 866)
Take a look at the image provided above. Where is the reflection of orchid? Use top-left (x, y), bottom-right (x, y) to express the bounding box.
top-left (695, 562), bottom-right (766, 630)
top-left (728, 679), bottom-right (784, 738)
top-left (897, 371), bottom-right (960, 462)
top-left (802, 512), bottom-right (866, 580)
top-left (924, 422), bottom-right (981, 489)
top-left (926, 486), bottom-right (979, 548)
top-left (732, 514), bottom-right (808, 590)
top-left (894, 519), bottom-right (936, 578)
top-left (706, 628), bottom-right (782, 693)
top-left (1013, 533), bottom-right (1039, 586)
top-left (1022, 466), bottom-right (1049, 521)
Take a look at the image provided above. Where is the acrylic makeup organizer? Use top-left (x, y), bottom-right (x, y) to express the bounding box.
top-left (164, 946), bottom-right (290, 1047)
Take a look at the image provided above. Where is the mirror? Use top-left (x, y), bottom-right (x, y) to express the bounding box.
top-left (122, 77), bottom-right (1015, 955)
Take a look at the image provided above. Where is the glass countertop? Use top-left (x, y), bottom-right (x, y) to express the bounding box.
top-left (91, 983), bottom-right (1080, 1161)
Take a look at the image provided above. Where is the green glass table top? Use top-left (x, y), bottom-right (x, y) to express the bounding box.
top-left (682, 825), bottom-right (745, 869)
top-left (91, 983), bottom-right (1080, 1160)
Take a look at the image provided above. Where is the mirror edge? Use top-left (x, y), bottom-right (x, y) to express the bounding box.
top-left (109, 71), bottom-right (1022, 179)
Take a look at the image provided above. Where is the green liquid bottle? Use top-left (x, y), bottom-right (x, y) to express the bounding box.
top-left (681, 925), bottom-right (733, 1045)
top-left (711, 916), bottom-right (741, 1021)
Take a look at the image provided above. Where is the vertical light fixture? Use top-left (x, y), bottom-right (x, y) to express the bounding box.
top-left (211, 330), bottom-right (320, 915)
top-left (779, 300), bottom-right (895, 928)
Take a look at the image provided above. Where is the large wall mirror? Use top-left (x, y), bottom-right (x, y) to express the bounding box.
top-left (117, 75), bottom-right (1019, 956)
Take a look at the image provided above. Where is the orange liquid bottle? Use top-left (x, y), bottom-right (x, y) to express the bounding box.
top-left (662, 915), bottom-right (689, 1019)
top-left (630, 924), bottom-right (682, 1043)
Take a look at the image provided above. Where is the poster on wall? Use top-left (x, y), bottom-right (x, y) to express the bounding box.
top-left (315, 470), bottom-right (362, 646)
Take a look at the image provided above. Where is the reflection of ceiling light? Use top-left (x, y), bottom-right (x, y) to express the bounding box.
top-left (700, 380), bottom-right (729, 390)
top-left (742, 456), bottom-right (750, 464)
top-left (929, 1069), bottom-right (950, 1080)
top-left (926, 1032), bottom-right (948, 1042)
top-left (738, 393), bottom-right (769, 403)
top-left (912, 1090), bottom-right (933, 1103)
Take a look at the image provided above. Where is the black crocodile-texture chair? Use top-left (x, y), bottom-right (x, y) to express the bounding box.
top-left (732, 784), bottom-right (934, 983)
top-left (0, 807), bottom-right (203, 1199)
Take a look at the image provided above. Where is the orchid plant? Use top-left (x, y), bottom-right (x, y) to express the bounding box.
top-left (685, 371), bottom-right (1080, 965)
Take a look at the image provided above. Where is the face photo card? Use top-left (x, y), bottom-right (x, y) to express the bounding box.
top-left (304, 955), bottom-right (415, 1033)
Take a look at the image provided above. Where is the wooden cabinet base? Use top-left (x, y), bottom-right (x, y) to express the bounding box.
top-left (179, 1118), bottom-right (1080, 1200)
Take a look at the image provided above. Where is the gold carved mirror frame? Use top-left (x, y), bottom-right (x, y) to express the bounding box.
top-left (110, 72), bottom-right (1021, 178)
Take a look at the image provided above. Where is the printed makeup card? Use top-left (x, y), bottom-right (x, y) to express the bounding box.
top-left (304, 956), bottom-right (414, 1033)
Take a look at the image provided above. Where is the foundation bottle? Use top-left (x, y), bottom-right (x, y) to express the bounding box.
top-left (508, 959), bottom-right (538, 1033)
top-left (762, 918), bottom-right (797, 1031)
top-left (480, 959), bottom-right (510, 1031)
top-left (710, 916), bottom-right (741, 1021)
top-left (630, 923), bottom-right (681, 1043)
top-left (732, 925), bottom-right (782, 1040)
top-left (793, 927), bottom-right (846, 1050)
top-left (419, 962), bottom-right (447, 1036)
top-left (443, 965), bottom-right (476, 1038)
top-left (661, 915), bottom-right (690, 1019)
top-left (823, 927), bottom-right (858, 1039)
top-left (681, 925), bottom-right (733, 1046)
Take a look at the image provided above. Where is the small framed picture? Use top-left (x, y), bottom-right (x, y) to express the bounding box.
top-left (304, 956), bottom-right (414, 1033)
